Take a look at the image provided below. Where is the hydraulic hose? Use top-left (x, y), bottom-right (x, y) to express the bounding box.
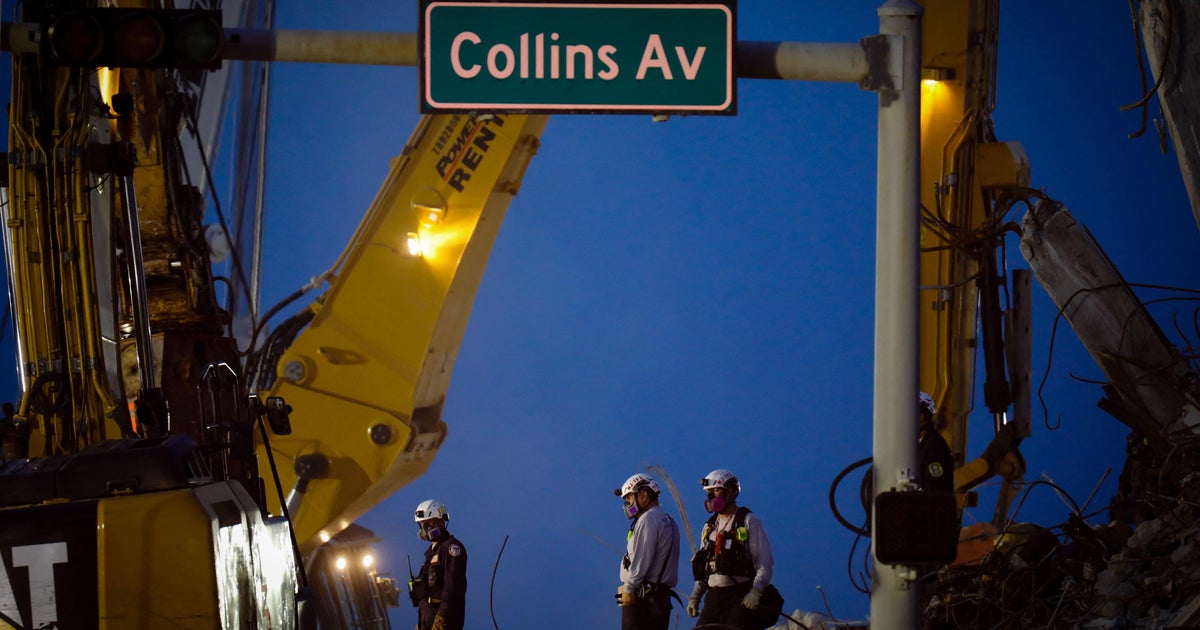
top-left (830, 456), bottom-right (874, 537)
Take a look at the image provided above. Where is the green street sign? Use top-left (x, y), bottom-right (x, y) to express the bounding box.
top-left (419, 1), bottom-right (736, 114)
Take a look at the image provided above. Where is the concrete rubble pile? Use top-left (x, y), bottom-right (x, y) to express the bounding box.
top-left (922, 436), bottom-right (1200, 629)
top-left (1084, 469), bottom-right (1200, 629)
top-left (768, 435), bottom-right (1200, 629)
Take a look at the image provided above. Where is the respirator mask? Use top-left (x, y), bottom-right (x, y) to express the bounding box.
top-left (622, 492), bottom-right (641, 520)
top-left (704, 490), bottom-right (726, 514)
top-left (418, 521), bottom-right (443, 541)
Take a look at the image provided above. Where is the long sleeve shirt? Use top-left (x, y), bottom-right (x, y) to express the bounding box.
top-left (422, 534), bottom-right (467, 619)
top-left (620, 504), bottom-right (680, 591)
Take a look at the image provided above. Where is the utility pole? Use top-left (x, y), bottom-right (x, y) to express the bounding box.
top-left (871, 1), bottom-right (924, 628)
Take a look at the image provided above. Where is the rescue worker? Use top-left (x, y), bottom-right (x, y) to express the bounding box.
top-left (919, 391), bottom-right (954, 493)
top-left (411, 499), bottom-right (467, 630)
top-left (687, 468), bottom-right (777, 630)
top-left (861, 391), bottom-right (957, 510)
top-left (615, 472), bottom-right (680, 630)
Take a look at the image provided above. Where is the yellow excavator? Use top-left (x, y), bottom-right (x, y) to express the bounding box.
top-left (1, 1), bottom-right (545, 626)
top-left (3, 0), bottom-right (1196, 627)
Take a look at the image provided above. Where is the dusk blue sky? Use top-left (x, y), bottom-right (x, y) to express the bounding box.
top-left (262, 2), bottom-right (1198, 626)
top-left (4, 1), bottom-right (1200, 628)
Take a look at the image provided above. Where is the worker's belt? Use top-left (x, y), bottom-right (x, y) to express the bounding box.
top-left (423, 597), bottom-right (442, 604)
top-left (707, 574), bottom-right (751, 588)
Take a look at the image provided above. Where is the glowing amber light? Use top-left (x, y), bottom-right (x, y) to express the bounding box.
top-left (405, 233), bottom-right (423, 257)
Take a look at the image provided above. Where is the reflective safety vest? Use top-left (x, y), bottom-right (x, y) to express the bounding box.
top-left (692, 506), bottom-right (755, 580)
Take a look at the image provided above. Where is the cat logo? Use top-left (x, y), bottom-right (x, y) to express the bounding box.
top-left (0, 542), bottom-right (69, 629)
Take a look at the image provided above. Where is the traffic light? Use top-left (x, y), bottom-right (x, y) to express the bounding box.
top-left (47, 8), bottom-right (224, 69)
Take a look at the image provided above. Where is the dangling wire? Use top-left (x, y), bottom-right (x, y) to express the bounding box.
top-left (829, 456), bottom-right (873, 537)
top-left (489, 534), bottom-right (509, 630)
top-left (1120, 0), bottom-right (1173, 139)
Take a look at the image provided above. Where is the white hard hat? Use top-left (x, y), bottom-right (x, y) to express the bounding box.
top-left (701, 469), bottom-right (740, 496)
top-left (919, 391), bottom-right (937, 418)
top-left (615, 473), bottom-right (660, 499)
top-left (414, 499), bottom-right (449, 523)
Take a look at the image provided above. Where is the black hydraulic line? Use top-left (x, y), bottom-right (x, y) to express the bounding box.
top-left (248, 308), bottom-right (313, 392)
top-left (830, 456), bottom-right (873, 537)
top-left (977, 241), bottom-right (1012, 430)
top-left (115, 146), bottom-right (157, 394)
top-left (828, 457), bottom-right (876, 597)
top-left (181, 101), bottom-right (257, 320)
top-left (490, 534), bottom-right (509, 630)
top-left (256, 414), bottom-right (308, 589)
top-left (244, 285), bottom-right (306, 358)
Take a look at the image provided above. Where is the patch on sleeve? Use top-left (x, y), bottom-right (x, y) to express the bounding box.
top-left (928, 462), bottom-right (944, 478)
top-left (448, 544), bottom-right (462, 557)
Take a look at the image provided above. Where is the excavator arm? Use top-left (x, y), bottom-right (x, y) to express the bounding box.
top-left (252, 113), bottom-right (548, 555)
top-left (2, 0), bottom-right (548, 622)
top-left (918, 0), bottom-right (1032, 523)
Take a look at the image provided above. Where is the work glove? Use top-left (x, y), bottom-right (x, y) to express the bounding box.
top-left (432, 615), bottom-right (446, 630)
top-left (616, 586), bottom-right (638, 607)
top-left (687, 580), bottom-right (705, 617)
top-left (741, 587), bottom-right (762, 609)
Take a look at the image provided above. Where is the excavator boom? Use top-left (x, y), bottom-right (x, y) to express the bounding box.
top-left (253, 112), bottom-right (547, 554)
